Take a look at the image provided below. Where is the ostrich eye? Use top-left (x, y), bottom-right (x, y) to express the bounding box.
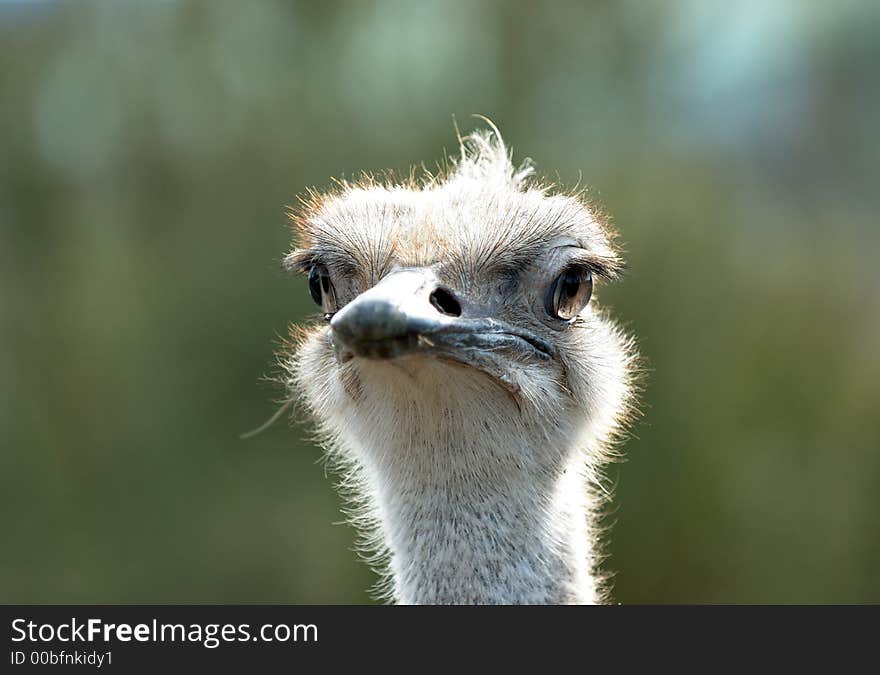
top-left (546, 267), bottom-right (593, 321)
top-left (308, 265), bottom-right (337, 315)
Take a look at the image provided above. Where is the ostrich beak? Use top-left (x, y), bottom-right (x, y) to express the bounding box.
top-left (329, 268), bottom-right (554, 363)
top-left (329, 268), bottom-right (454, 360)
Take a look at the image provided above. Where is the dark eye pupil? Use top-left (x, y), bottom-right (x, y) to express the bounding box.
top-left (561, 271), bottom-right (581, 298)
top-left (308, 265), bottom-right (338, 318)
top-left (308, 266), bottom-right (324, 306)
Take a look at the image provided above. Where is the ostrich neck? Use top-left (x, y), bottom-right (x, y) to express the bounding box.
top-left (367, 439), bottom-right (598, 605)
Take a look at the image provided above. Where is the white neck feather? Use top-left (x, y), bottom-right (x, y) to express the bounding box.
top-left (312, 358), bottom-right (605, 605)
top-left (370, 450), bottom-right (598, 604)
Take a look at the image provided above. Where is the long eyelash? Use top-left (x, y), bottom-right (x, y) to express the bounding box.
top-left (571, 256), bottom-right (625, 281)
top-left (283, 249), bottom-right (316, 274)
top-left (284, 247), bottom-right (358, 277)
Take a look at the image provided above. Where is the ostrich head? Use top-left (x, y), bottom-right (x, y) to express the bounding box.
top-left (281, 127), bottom-right (636, 604)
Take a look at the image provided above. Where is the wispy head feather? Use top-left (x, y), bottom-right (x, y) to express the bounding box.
top-left (448, 122), bottom-right (535, 191)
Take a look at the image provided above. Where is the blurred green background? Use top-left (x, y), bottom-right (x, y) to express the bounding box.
top-left (2, 0), bottom-right (878, 604)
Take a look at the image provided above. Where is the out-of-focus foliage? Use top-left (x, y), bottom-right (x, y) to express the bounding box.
top-left (1, 0), bottom-right (878, 603)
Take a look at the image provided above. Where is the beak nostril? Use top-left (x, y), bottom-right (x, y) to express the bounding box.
top-left (429, 287), bottom-right (462, 317)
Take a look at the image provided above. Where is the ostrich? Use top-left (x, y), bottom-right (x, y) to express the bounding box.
top-left (279, 126), bottom-right (636, 604)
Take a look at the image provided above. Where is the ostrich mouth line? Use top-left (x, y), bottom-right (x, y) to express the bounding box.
top-left (333, 319), bottom-right (555, 364)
